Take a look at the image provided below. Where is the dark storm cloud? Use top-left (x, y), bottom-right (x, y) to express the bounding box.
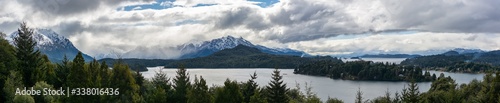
top-left (381, 0), bottom-right (500, 33)
top-left (214, 6), bottom-right (271, 31)
top-left (18, 0), bottom-right (154, 16)
top-left (54, 21), bottom-right (85, 37)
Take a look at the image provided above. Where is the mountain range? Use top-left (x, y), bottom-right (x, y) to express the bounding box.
top-left (401, 49), bottom-right (500, 67)
top-left (100, 44), bottom-right (336, 71)
top-left (6, 29), bottom-right (93, 62)
top-left (177, 36), bottom-right (310, 59)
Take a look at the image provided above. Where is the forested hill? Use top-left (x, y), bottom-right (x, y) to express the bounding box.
top-left (99, 45), bottom-right (339, 70)
top-left (400, 50), bottom-right (500, 72)
top-left (164, 45), bottom-right (338, 68)
top-left (360, 54), bottom-right (421, 58)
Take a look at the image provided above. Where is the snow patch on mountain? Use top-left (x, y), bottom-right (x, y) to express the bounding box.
top-left (7, 29), bottom-right (93, 62)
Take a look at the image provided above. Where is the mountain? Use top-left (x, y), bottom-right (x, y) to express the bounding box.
top-left (100, 45), bottom-right (336, 70)
top-left (360, 54), bottom-right (421, 58)
top-left (451, 48), bottom-right (484, 54)
top-left (7, 29), bottom-right (93, 62)
top-left (178, 36), bottom-right (309, 59)
top-left (401, 49), bottom-right (500, 67)
top-left (168, 45), bottom-right (334, 68)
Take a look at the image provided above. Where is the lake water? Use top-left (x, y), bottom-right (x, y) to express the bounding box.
top-left (141, 67), bottom-right (484, 102)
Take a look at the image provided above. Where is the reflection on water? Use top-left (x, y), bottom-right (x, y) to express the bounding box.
top-left (141, 67), bottom-right (484, 102)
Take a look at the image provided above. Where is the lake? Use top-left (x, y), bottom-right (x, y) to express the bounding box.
top-left (141, 67), bottom-right (484, 102)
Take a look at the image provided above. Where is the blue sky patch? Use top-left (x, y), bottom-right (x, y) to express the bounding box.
top-left (248, 0), bottom-right (279, 7)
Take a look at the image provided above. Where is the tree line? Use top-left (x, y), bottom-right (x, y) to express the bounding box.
top-left (294, 60), bottom-right (435, 82)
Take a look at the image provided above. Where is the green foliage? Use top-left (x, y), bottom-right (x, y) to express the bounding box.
top-left (243, 72), bottom-right (258, 103)
top-left (66, 52), bottom-right (92, 103)
top-left (147, 45), bottom-right (337, 68)
top-left (172, 66), bottom-right (191, 103)
top-left (13, 95), bottom-right (35, 103)
top-left (33, 81), bottom-right (60, 103)
top-left (109, 60), bottom-right (140, 103)
top-left (326, 97), bottom-right (343, 103)
top-left (355, 87), bottom-right (363, 103)
top-left (429, 75), bottom-right (456, 92)
top-left (402, 81), bottom-right (419, 103)
top-left (187, 76), bottom-right (212, 103)
top-left (266, 69), bottom-right (289, 103)
top-left (14, 22), bottom-right (44, 87)
top-left (215, 79), bottom-right (243, 103)
top-left (295, 60), bottom-right (433, 81)
top-left (303, 83), bottom-right (321, 103)
top-left (3, 71), bottom-right (24, 103)
top-left (0, 31), bottom-right (18, 103)
top-left (249, 88), bottom-right (268, 103)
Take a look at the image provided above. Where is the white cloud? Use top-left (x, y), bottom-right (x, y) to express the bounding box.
top-left (1, 0), bottom-right (500, 59)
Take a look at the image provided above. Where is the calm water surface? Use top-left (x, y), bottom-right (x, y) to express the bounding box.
top-left (141, 68), bottom-right (484, 102)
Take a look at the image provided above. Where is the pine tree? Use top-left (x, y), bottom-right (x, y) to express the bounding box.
top-left (172, 65), bottom-right (191, 103)
top-left (54, 55), bottom-right (70, 88)
top-left (215, 79), bottom-right (243, 103)
top-left (110, 60), bottom-right (140, 103)
top-left (355, 87), bottom-right (363, 103)
top-left (66, 52), bottom-right (91, 103)
top-left (249, 88), bottom-right (268, 103)
top-left (402, 80), bottom-right (420, 103)
top-left (0, 32), bottom-right (17, 103)
top-left (187, 76), bottom-right (211, 103)
top-left (266, 68), bottom-right (289, 103)
top-left (243, 72), bottom-right (258, 103)
top-left (14, 22), bottom-right (43, 87)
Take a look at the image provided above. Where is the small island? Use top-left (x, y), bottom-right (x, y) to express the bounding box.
top-left (294, 60), bottom-right (436, 82)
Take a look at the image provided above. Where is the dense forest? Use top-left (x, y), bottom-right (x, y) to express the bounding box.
top-left (360, 54), bottom-right (421, 58)
top-left (294, 60), bottom-right (435, 82)
top-left (164, 45), bottom-right (336, 68)
top-left (400, 51), bottom-right (500, 73)
top-left (100, 45), bottom-right (337, 70)
top-left (2, 23), bottom-right (500, 103)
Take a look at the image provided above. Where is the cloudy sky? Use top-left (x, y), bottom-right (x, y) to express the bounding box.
top-left (1, 0), bottom-right (500, 58)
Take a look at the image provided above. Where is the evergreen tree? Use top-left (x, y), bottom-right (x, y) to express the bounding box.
top-left (149, 87), bottom-right (168, 103)
top-left (326, 97), bottom-right (343, 103)
top-left (54, 55), bottom-right (70, 88)
top-left (134, 69), bottom-right (146, 98)
top-left (3, 71), bottom-right (24, 103)
top-left (110, 60), bottom-right (140, 103)
top-left (0, 32), bottom-right (17, 103)
top-left (66, 52), bottom-right (91, 103)
top-left (14, 22), bottom-right (43, 87)
top-left (187, 76), bottom-right (212, 103)
top-left (485, 72), bottom-right (500, 103)
top-left (172, 66), bottom-right (191, 103)
top-left (266, 68), bottom-right (289, 103)
top-left (215, 79), bottom-right (243, 103)
top-left (355, 87), bottom-right (363, 103)
top-left (402, 80), bottom-right (420, 103)
top-left (243, 72), bottom-right (258, 103)
top-left (249, 88), bottom-right (268, 103)
top-left (152, 69), bottom-right (171, 93)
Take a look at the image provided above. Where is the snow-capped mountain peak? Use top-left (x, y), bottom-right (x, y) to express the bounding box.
top-left (178, 35), bottom-right (309, 59)
top-left (7, 29), bottom-right (93, 62)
